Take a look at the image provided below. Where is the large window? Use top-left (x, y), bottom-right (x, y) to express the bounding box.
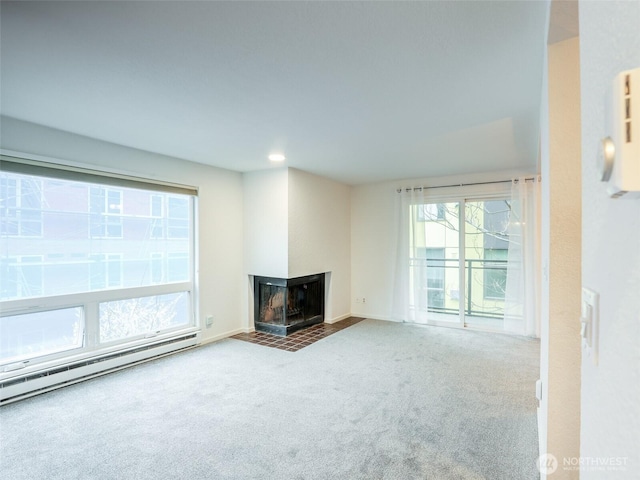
top-left (0, 159), bottom-right (197, 382)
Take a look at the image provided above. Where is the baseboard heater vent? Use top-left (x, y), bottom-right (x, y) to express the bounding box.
top-left (0, 333), bottom-right (198, 405)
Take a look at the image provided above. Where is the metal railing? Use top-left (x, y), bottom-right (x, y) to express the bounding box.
top-left (409, 257), bottom-right (508, 319)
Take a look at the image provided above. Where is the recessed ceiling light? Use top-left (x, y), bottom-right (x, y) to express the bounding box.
top-left (268, 153), bottom-right (286, 162)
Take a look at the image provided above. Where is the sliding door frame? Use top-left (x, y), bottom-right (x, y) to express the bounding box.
top-left (416, 193), bottom-right (511, 332)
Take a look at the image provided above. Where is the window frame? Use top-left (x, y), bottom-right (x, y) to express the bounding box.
top-left (0, 155), bottom-right (199, 383)
top-left (0, 284), bottom-right (195, 368)
top-left (404, 185), bottom-right (513, 330)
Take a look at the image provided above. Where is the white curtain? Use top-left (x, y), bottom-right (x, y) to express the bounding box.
top-left (503, 177), bottom-right (541, 337)
top-left (391, 187), bottom-right (430, 323)
top-left (391, 179), bottom-right (540, 337)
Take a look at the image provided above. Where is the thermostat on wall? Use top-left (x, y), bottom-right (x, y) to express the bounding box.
top-left (597, 67), bottom-right (640, 199)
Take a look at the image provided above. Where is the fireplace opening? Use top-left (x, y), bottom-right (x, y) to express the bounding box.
top-left (253, 273), bottom-right (325, 336)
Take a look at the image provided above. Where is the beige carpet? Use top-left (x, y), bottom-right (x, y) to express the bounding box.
top-left (0, 319), bottom-right (540, 479)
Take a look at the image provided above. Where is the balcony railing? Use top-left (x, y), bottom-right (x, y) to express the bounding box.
top-left (409, 257), bottom-right (508, 319)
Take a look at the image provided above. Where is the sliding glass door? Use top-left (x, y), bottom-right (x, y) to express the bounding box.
top-left (409, 201), bottom-right (461, 326)
top-left (463, 200), bottom-right (510, 330)
top-left (408, 198), bottom-right (511, 330)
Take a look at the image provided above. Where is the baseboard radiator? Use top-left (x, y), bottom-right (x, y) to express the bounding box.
top-left (0, 333), bottom-right (199, 406)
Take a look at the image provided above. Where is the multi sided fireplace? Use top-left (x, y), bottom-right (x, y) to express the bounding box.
top-left (253, 273), bottom-right (325, 336)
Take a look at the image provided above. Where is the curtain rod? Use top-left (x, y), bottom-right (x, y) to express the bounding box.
top-left (396, 176), bottom-right (538, 193)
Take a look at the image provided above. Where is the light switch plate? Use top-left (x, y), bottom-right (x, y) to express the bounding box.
top-left (581, 287), bottom-right (599, 365)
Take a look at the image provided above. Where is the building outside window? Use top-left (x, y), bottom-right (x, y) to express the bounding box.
top-left (89, 253), bottom-right (122, 290)
top-left (89, 187), bottom-right (123, 238)
top-left (167, 197), bottom-right (189, 238)
top-left (417, 203), bottom-right (445, 221)
top-left (0, 256), bottom-right (43, 299)
top-left (150, 195), bottom-right (164, 238)
top-left (0, 177), bottom-right (43, 237)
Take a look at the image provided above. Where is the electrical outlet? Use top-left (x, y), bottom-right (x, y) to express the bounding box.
top-left (362, 297), bottom-right (366, 304)
top-left (205, 315), bottom-right (213, 327)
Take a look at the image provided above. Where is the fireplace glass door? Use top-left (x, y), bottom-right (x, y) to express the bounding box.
top-left (254, 274), bottom-right (324, 336)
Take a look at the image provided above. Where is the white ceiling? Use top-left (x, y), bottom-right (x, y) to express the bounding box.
top-left (1, 1), bottom-right (549, 185)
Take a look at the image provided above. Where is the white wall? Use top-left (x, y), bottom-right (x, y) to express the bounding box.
top-left (243, 167), bottom-right (352, 324)
top-left (350, 181), bottom-right (397, 320)
top-left (540, 35), bottom-right (583, 479)
top-left (579, 1), bottom-right (640, 477)
top-left (350, 169), bottom-right (533, 320)
top-left (243, 169), bottom-right (289, 279)
top-left (288, 168), bottom-right (351, 322)
top-left (0, 115), bottom-right (246, 343)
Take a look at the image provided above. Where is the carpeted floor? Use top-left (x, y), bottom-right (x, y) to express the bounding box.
top-left (0, 319), bottom-right (540, 480)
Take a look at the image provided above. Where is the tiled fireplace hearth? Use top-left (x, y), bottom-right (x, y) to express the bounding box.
top-left (253, 273), bottom-right (325, 336)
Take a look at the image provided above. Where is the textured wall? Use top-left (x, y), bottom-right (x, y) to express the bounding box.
top-left (287, 168), bottom-right (351, 322)
top-left (350, 181), bottom-right (397, 320)
top-left (0, 115), bottom-right (246, 343)
top-left (540, 35), bottom-right (583, 479)
top-left (579, 1), bottom-right (640, 477)
top-left (242, 168), bottom-right (352, 323)
top-left (243, 169), bottom-right (289, 279)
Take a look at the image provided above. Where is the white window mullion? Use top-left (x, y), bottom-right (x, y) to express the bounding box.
top-left (458, 201), bottom-right (466, 327)
top-left (84, 301), bottom-right (100, 348)
top-left (0, 282), bottom-right (193, 315)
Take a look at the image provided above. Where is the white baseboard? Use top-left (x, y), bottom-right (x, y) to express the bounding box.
top-left (199, 328), bottom-right (248, 346)
top-left (350, 313), bottom-right (397, 322)
top-left (324, 313), bottom-right (353, 324)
